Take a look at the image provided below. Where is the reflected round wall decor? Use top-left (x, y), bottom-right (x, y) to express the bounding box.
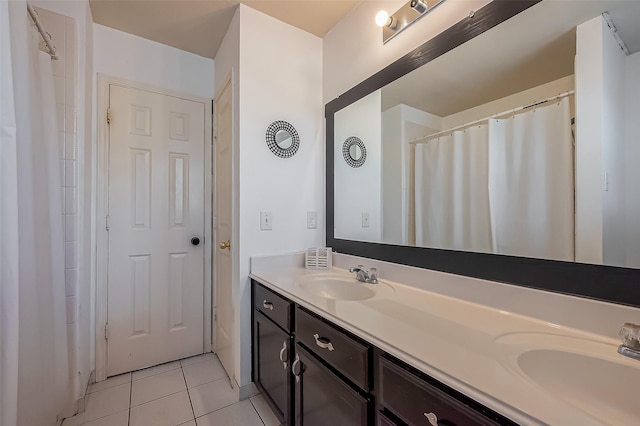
top-left (343, 137), bottom-right (367, 168)
top-left (266, 120), bottom-right (300, 158)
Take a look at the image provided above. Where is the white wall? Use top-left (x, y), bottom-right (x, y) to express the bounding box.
top-left (323, 0), bottom-right (491, 103)
top-left (93, 24), bottom-right (214, 99)
top-left (623, 52), bottom-right (640, 267)
top-left (600, 20), bottom-right (626, 267)
top-left (334, 90), bottom-right (382, 242)
top-left (442, 75), bottom-right (575, 128)
top-left (382, 105), bottom-right (440, 244)
top-left (575, 16), bottom-right (606, 265)
top-left (235, 4), bottom-right (324, 387)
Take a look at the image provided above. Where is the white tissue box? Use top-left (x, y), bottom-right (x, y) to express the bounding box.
top-left (305, 248), bottom-right (332, 270)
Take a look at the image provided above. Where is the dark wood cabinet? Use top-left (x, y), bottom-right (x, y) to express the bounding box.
top-left (252, 281), bottom-right (295, 425)
top-left (376, 353), bottom-right (516, 426)
top-left (294, 344), bottom-right (369, 426)
top-left (253, 310), bottom-right (292, 424)
top-left (251, 280), bottom-right (517, 426)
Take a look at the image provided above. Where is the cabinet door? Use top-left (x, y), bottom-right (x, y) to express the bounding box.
top-left (294, 344), bottom-right (369, 426)
top-left (254, 311), bottom-right (292, 425)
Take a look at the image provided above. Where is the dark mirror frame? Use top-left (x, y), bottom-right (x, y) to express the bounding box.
top-left (325, 0), bottom-right (640, 308)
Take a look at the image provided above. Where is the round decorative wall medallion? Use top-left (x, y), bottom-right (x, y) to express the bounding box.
top-left (266, 121), bottom-right (300, 158)
top-left (342, 136), bottom-right (367, 168)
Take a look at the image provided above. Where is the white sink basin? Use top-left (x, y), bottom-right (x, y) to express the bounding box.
top-left (295, 273), bottom-right (395, 301)
top-left (517, 349), bottom-right (640, 422)
top-left (495, 332), bottom-right (640, 424)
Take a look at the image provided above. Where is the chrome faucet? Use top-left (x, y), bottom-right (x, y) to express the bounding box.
top-left (618, 323), bottom-right (640, 361)
top-left (348, 265), bottom-right (378, 284)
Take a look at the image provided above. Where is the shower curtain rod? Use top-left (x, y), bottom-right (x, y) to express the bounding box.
top-left (27, 3), bottom-right (58, 60)
top-left (410, 90), bottom-right (575, 145)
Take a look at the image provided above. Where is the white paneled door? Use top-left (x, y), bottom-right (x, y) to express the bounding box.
top-left (214, 78), bottom-right (234, 379)
top-left (107, 85), bottom-right (205, 376)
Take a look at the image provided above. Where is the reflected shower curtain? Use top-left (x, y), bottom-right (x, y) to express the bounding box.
top-left (1, 1), bottom-right (71, 425)
top-left (414, 97), bottom-right (574, 261)
top-left (415, 125), bottom-right (493, 253)
top-left (488, 98), bottom-right (574, 261)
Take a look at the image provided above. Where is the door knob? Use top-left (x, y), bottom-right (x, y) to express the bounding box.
top-left (219, 240), bottom-right (231, 250)
top-left (191, 237), bottom-right (200, 246)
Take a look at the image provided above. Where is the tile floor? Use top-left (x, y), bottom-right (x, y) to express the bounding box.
top-left (62, 353), bottom-right (280, 426)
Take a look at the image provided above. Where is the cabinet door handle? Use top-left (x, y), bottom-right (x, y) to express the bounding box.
top-left (313, 333), bottom-right (335, 351)
top-left (424, 412), bottom-right (438, 426)
top-left (262, 300), bottom-right (274, 310)
top-left (292, 353), bottom-right (301, 383)
top-left (279, 341), bottom-right (288, 369)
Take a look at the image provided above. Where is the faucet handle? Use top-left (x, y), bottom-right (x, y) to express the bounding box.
top-left (369, 267), bottom-right (378, 283)
top-left (620, 323), bottom-right (640, 351)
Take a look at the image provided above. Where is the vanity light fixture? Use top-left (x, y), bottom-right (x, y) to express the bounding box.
top-left (378, 0), bottom-right (446, 44)
top-left (410, 0), bottom-right (429, 14)
top-left (375, 10), bottom-right (397, 29)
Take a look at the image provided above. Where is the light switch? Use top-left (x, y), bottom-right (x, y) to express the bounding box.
top-left (307, 211), bottom-right (317, 229)
top-left (260, 211), bottom-right (273, 230)
top-left (362, 212), bottom-right (370, 228)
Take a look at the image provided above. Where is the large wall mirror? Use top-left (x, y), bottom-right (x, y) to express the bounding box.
top-left (326, 0), bottom-right (640, 306)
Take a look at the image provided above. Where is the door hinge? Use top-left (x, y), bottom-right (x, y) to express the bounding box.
top-left (212, 307), bottom-right (217, 321)
top-left (104, 323), bottom-right (109, 340)
top-left (105, 215), bottom-right (111, 231)
top-left (106, 107), bottom-right (112, 125)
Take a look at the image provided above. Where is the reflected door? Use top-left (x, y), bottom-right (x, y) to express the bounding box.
top-left (107, 85), bottom-right (205, 376)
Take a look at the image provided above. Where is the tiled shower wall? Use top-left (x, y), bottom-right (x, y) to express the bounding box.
top-left (34, 6), bottom-right (82, 409)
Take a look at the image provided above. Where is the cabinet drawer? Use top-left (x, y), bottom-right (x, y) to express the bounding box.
top-left (379, 356), bottom-right (501, 426)
top-left (295, 307), bottom-right (370, 390)
top-left (254, 281), bottom-right (293, 332)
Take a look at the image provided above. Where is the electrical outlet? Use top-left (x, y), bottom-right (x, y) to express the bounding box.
top-left (362, 212), bottom-right (370, 228)
top-left (307, 211), bottom-right (317, 229)
top-left (260, 211), bottom-right (273, 230)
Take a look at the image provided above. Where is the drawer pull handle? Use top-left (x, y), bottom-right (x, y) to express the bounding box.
top-left (279, 341), bottom-right (288, 369)
top-left (313, 333), bottom-right (335, 351)
top-left (292, 353), bottom-right (301, 383)
top-left (262, 300), bottom-right (274, 310)
top-left (424, 412), bottom-right (438, 426)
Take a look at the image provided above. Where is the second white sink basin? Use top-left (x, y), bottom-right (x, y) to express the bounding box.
top-left (295, 273), bottom-right (395, 301)
top-left (517, 349), bottom-right (640, 423)
top-left (495, 332), bottom-right (640, 424)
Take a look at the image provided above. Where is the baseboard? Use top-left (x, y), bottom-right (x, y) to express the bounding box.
top-left (237, 379), bottom-right (260, 400)
top-left (76, 369), bottom-right (95, 414)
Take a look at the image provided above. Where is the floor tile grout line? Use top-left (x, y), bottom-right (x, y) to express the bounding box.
top-left (249, 398), bottom-right (268, 426)
top-left (182, 364), bottom-right (197, 422)
top-left (132, 365), bottom-right (182, 382)
top-left (128, 375), bottom-right (133, 426)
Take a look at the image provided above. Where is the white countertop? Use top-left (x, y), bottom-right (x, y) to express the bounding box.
top-left (250, 255), bottom-right (640, 425)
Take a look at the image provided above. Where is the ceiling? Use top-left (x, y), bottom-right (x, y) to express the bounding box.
top-left (381, 0), bottom-right (640, 116)
top-left (89, 0), bottom-right (360, 59)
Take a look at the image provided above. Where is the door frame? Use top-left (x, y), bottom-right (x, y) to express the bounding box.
top-left (95, 74), bottom-right (213, 381)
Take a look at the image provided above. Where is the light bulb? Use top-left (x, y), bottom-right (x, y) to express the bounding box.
top-left (375, 10), bottom-right (390, 27)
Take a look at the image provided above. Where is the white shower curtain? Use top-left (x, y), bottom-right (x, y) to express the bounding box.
top-left (415, 125), bottom-right (493, 253)
top-left (1, 1), bottom-right (71, 425)
top-left (414, 97), bottom-right (574, 261)
top-left (488, 97), bottom-right (574, 261)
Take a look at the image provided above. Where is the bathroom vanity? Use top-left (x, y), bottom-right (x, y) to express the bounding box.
top-left (250, 253), bottom-right (640, 426)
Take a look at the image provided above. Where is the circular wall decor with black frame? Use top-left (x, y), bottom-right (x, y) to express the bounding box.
top-left (342, 136), bottom-right (367, 168)
top-left (265, 120), bottom-right (300, 158)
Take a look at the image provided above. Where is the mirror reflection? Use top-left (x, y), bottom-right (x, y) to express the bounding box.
top-left (334, 1), bottom-right (640, 268)
top-left (275, 130), bottom-right (293, 149)
top-left (349, 144), bottom-right (362, 161)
